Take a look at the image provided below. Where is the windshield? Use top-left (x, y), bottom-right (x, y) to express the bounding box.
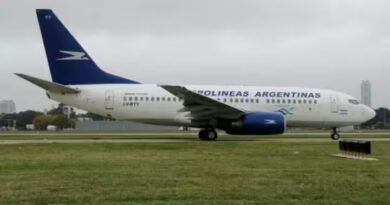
top-left (348, 99), bottom-right (360, 105)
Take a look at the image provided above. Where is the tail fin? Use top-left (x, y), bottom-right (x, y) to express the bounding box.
top-left (36, 9), bottom-right (139, 85)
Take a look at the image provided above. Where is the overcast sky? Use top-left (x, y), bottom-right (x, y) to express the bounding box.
top-left (1, 0), bottom-right (389, 112)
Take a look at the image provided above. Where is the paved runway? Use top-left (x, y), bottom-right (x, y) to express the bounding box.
top-left (1, 138), bottom-right (390, 144)
top-left (1, 132), bottom-right (390, 136)
top-left (0, 132), bottom-right (198, 136)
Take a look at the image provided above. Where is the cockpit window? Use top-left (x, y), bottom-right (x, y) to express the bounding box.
top-left (348, 99), bottom-right (360, 105)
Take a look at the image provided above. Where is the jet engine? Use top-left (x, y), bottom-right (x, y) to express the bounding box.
top-left (225, 112), bottom-right (286, 135)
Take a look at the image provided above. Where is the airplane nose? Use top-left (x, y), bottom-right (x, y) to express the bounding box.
top-left (366, 106), bottom-right (376, 121)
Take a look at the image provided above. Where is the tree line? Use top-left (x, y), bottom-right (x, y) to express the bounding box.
top-left (0, 103), bottom-right (76, 130)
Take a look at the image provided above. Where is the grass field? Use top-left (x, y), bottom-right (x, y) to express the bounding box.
top-left (0, 133), bottom-right (389, 204)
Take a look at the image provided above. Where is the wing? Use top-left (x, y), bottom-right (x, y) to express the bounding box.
top-left (160, 85), bottom-right (244, 120)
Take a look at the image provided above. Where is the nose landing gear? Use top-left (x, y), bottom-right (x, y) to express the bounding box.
top-left (330, 127), bottom-right (341, 140)
top-left (198, 129), bottom-right (218, 141)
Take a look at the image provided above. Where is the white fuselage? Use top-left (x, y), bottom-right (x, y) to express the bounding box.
top-left (48, 84), bottom-right (375, 129)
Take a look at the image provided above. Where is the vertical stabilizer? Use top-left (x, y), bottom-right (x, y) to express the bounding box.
top-left (36, 9), bottom-right (139, 85)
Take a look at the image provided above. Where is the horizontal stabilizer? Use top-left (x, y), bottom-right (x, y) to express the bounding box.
top-left (15, 73), bottom-right (79, 94)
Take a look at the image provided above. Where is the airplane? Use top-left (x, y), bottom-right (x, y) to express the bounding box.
top-left (16, 9), bottom-right (376, 141)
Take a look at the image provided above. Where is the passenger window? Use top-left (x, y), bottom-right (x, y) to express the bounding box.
top-left (293, 99), bottom-right (296, 104)
top-left (308, 100), bottom-right (312, 104)
top-left (235, 99), bottom-right (239, 103)
top-left (145, 97), bottom-right (149, 101)
top-left (266, 99), bottom-right (270, 103)
top-left (230, 99), bottom-right (233, 103)
top-left (298, 100), bottom-right (301, 104)
top-left (151, 97), bottom-right (154, 101)
top-left (276, 99), bottom-right (280, 104)
top-left (250, 99), bottom-right (254, 103)
top-left (287, 99), bottom-right (291, 104)
top-left (314, 100), bottom-right (317, 104)
top-left (256, 99), bottom-right (259, 103)
top-left (303, 100), bottom-right (306, 104)
top-left (129, 97), bottom-right (132, 101)
top-left (271, 99), bottom-right (275, 103)
top-left (173, 98), bottom-right (176, 102)
top-left (161, 97), bottom-right (165, 101)
top-left (123, 97), bottom-right (127, 101)
top-left (240, 99), bottom-right (244, 103)
top-left (282, 99), bottom-right (286, 104)
top-left (167, 97), bottom-right (171, 101)
top-left (140, 97), bottom-right (143, 101)
top-left (223, 98), bottom-right (227, 102)
top-left (134, 97), bottom-right (138, 101)
top-left (156, 97), bottom-right (160, 101)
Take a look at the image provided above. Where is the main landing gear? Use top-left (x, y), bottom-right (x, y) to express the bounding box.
top-left (330, 127), bottom-right (341, 140)
top-left (198, 129), bottom-right (218, 141)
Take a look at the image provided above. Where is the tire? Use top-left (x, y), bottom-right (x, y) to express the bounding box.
top-left (198, 129), bottom-right (218, 141)
top-left (198, 130), bottom-right (207, 140)
top-left (206, 129), bottom-right (218, 141)
top-left (331, 133), bottom-right (340, 140)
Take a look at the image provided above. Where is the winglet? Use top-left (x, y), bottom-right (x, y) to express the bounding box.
top-left (15, 73), bottom-right (79, 94)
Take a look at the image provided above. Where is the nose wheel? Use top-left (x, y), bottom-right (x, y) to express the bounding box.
top-left (330, 127), bottom-right (341, 140)
top-left (198, 129), bottom-right (218, 141)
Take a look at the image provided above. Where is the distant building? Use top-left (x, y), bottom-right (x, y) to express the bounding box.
top-left (0, 100), bottom-right (16, 114)
top-left (361, 80), bottom-right (371, 107)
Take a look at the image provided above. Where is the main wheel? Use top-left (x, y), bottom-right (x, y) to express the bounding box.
top-left (206, 129), bottom-right (218, 141)
top-left (198, 129), bottom-right (218, 141)
top-left (198, 130), bottom-right (208, 140)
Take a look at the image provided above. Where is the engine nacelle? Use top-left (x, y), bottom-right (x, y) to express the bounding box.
top-left (225, 112), bottom-right (286, 135)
